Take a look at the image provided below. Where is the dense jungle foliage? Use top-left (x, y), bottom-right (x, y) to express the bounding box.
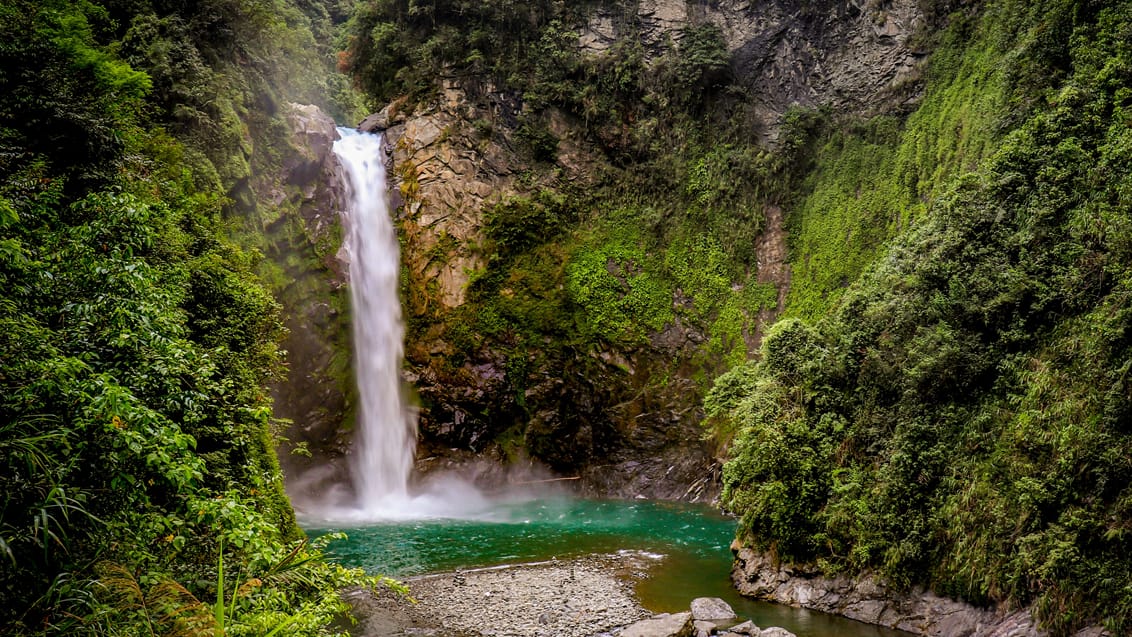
top-left (0, 0), bottom-right (391, 634)
top-left (5, 0), bottom-right (1131, 634)
top-left (711, 1), bottom-right (1132, 633)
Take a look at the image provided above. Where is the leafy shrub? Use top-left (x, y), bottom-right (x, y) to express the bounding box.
top-left (514, 116), bottom-right (560, 162)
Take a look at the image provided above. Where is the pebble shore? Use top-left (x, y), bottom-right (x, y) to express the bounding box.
top-left (346, 553), bottom-right (657, 637)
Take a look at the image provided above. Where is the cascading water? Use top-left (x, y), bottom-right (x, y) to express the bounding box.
top-left (333, 128), bottom-right (416, 514)
top-left (311, 126), bottom-right (521, 522)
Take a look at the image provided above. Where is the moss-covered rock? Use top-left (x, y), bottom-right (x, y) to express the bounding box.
top-left (258, 103), bottom-right (356, 500)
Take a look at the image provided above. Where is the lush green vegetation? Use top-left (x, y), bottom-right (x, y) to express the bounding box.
top-left (12, 0), bottom-right (1128, 633)
top-left (0, 0), bottom-right (392, 634)
top-left (715, 1), bottom-right (1132, 633)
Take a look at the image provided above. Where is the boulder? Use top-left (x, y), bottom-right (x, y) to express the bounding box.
top-left (690, 597), bottom-right (737, 621)
top-left (759, 628), bottom-right (798, 637)
top-left (358, 103), bottom-right (407, 133)
top-left (693, 620), bottom-right (716, 637)
top-left (285, 103), bottom-right (339, 168)
top-left (728, 621), bottom-right (760, 635)
top-left (357, 111), bottom-right (387, 132)
top-left (620, 612), bottom-right (694, 637)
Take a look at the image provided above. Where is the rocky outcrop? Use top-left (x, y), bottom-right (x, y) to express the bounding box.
top-left (371, 81), bottom-right (722, 501)
top-left (262, 103), bottom-right (354, 500)
top-left (277, 104), bottom-right (346, 246)
top-left (371, 84), bottom-right (527, 465)
top-left (585, 0), bottom-right (926, 143)
top-left (730, 545), bottom-right (1112, 637)
top-left (700, 0), bottom-right (925, 127)
top-left (622, 612), bottom-right (695, 637)
top-left (377, 81), bottom-right (518, 311)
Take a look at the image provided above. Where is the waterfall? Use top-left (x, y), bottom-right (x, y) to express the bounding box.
top-left (333, 127), bottom-right (416, 513)
top-left (308, 126), bottom-right (527, 523)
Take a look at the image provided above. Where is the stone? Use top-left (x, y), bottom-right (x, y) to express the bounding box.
top-left (728, 545), bottom-right (1096, 636)
top-left (728, 621), bottom-right (759, 635)
top-left (693, 619), bottom-right (716, 637)
top-left (579, 12), bottom-right (616, 52)
top-left (620, 612), bottom-right (694, 637)
top-left (357, 110), bottom-right (388, 132)
top-left (285, 102), bottom-right (339, 165)
top-left (358, 102), bottom-right (407, 133)
top-left (690, 597), bottom-right (737, 621)
top-left (403, 117), bottom-right (443, 150)
top-left (842, 599), bottom-right (886, 623)
top-left (758, 629), bottom-right (798, 637)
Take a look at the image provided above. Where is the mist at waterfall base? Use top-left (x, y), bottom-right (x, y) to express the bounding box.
top-left (289, 128), bottom-right (558, 523)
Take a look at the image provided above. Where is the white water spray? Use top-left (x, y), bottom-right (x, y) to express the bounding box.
top-left (333, 128), bottom-right (416, 514)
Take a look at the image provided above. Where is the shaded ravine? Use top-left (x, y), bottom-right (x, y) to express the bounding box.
top-left (292, 123), bottom-right (905, 637)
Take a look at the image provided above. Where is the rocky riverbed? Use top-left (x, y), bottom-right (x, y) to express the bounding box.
top-left (345, 552), bottom-right (798, 637)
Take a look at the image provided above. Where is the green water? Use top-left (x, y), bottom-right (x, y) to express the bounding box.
top-left (306, 498), bottom-right (907, 637)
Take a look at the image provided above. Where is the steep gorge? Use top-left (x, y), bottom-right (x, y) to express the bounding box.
top-left (270, 0), bottom-right (1132, 633)
top-left (3, 0), bottom-right (1129, 634)
top-left (276, 0), bottom-right (933, 502)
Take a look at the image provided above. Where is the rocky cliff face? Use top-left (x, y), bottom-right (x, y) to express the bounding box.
top-left (315, 0), bottom-right (931, 500)
top-left (268, 0), bottom-right (929, 501)
top-left (360, 83), bottom-right (519, 313)
top-left (262, 103), bottom-right (354, 500)
top-left (356, 0), bottom-right (927, 497)
top-left (585, 0), bottom-right (925, 141)
top-left (359, 83), bottom-right (721, 500)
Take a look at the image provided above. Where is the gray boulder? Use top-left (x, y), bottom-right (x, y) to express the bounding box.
top-left (759, 628), bottom-right (798, 637)
top-left (357, 110), bottom-right (389, 133)
top-left (690, 597), bottom-right (737, 621)
top-left (621, 612), bottom-right (694, 637)
top-left (357, 103), bottom-right (407, 133)
top-left (693, 620), bottom-right (717, 637)
top-left (728, 621), bottom-right (760, 635)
